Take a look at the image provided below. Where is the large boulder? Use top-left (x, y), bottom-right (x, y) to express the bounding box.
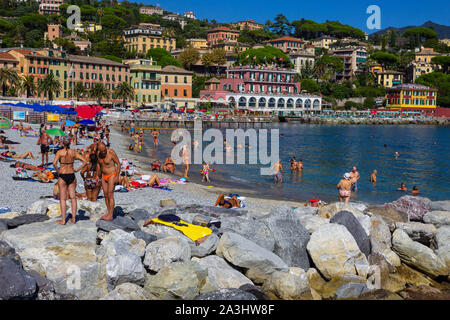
top-left (143, 237), bottom-right (191, 272)
top-left (392, 229), bottom-right (447, 278)
top-left (0, 257), bottom-right (37, 300)
top-left (387, 196), bottom-right (431, 221)
top-left (260, 206), bottom-right (310, 270)
top-left (143, 262), bottom-right (209, 300)
top-left (367, 205), bottom-right (409, 227)
top-left (369, 216), bottom-right (401, 268)
top-left (262, 270), bottom-right (311, 300)
top-left (0, 220), bottom-right (8, 233)
top-left (77, 200), bottom-right (108, 220)
top-left (98, 229), bottom-right (147, 291)
top-left (101, 283), bottom-right (150, 300)
top-left (335, 282), bottom-right (371, 299)
top-left (190, 233), bottom-right (219, 258)
top-left (430, 201), bottom-right (450, 212)
top-left (423, 211), bottom-right (450, 228)
top-left (330, 211), bottom-right (371, 257)
top-left (317, 203), bottom-right (371, 236)
top-left (96, 216), bottom-right (140, 233)
top-left (132, 230), bottom-right (157, 245)
top-left (435, 226), bottom-right (450, 272)
top-left (129, 209), bottom-right (154, 224)
top-left (6, 214), bottom-right (49, 229)
top-left (216, 232), bottom-right (288, 283)
top-left (298, 214), bottom-right (329, 234)
top-left (0, 240), bottom-right (22, 267)
top-left (194, 255), bottom-right (253, 289)
top-left (306, 224), bottom-right (369, 280)
top-left (26, 200), bottom-right (49, 215)
top-left (1, 220), bottom-right (108, 299)
top-left (395, 222), bottom-right (436, 246)
top-left (194, 288), bottom-right (257, 300)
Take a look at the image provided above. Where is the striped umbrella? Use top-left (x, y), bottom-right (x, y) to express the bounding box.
top-left (0, 117), bottom-right (12, 130)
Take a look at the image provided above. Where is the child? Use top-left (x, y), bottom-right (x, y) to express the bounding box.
top-left (201, 162), bottom-right (210, 183)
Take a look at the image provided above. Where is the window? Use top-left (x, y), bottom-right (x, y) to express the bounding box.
top-left (165, 76), bottom-right (168, 82)
top-left (174, 76), bottom-right (178, 83)
top-left (184, 76), bottom-right (187, 83)
top-left (164, 89), bottom-right (168, 95)
top-left (174, 89), bottom-right (177, 96)
top-left (183, 89), bottom-right (187, 97)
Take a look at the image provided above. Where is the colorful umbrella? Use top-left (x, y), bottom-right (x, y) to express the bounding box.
top-left (59, 120), bottom-right (75, 127)
top-left (0, 117), bottom-right (12, 130)
top-left (45, 128), bottom-right (66, 136)
top-left (79, 119), bottom-right (95, 126)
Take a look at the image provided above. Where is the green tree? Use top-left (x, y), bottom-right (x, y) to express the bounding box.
top-left (0, 67), bottom-right (20, 96)
top-left (271, 14), bottom-right (290, 35)
top-left (89, 83), bottom-right (110, 104)
top-left (416, 72), bottom-right (450, 107)
top-left (146, 48), bottom-right (182, 68)
top-left (431, 56), bottom-right (450, 74)
top-left (113, 81), bottom-right (135, 108)
top-left (20, 74), bottom-right (36, 98)
top-left (212, 48), bottom-right (226, 65)
top-left (403, 27), bottom-right (438, 48)
top-left (37, 73), bottom-right (61, 101)
top-left (370, 51), bottom-right (400, 69)
top-left (313, 54), bottom-right (344, 81)
top-left (364, 96), bottom-right (375, 109)
top-left (69, 82), bottom-right (87, 101)
top-left (178, 47), bottom-right (200, 70)
top-left (300, 78), bottom-right (320, 93)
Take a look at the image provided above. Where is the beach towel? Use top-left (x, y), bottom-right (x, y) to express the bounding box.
top-left (151, 185), bottom-right (172, 191)
top-left (148, 217), bottom-right (212, 242)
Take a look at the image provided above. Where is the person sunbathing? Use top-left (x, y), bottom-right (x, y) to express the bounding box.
top-left (0, 137), bottom-right (16, 150)
top-left (163, 157), bottom-right (176, 174)
top-left (151, 160), bottom-right (161, 171)
top-left (148, 173), bottom-right (161, 187)
top-left (215, 193), bottom-right (241, 209)
top-left (2, 151), bottom-right (35, 159)
top-left (32, 171), bottom-right (52, 183)
top-left (13, 161), bottom-right (41, 171)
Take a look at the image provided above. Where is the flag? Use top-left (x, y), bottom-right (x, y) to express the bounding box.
top-left (68, 63), bottom-right (74, 78)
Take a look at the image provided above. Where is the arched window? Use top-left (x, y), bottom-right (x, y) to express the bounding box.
top-left (228, 97), bottom-right (236, 107)
top-left (249, 97), bottom-right (256, 107)
top-left (313, 99), bottom-right (320, 109)
top-left (277, 98), bottom-right (285, 108)
top-left (296, 99), bottom-right (303, 108)
top-left (268, 98), bottom-right (276, 108)
top-left (258, 97), bottom-right (266, 108)
top-left (238, 97), bottom-right (247, 107)
top-left (287, 98), bottom-right (294, 108)
top-left (305, 99), bottom-right (311, 109)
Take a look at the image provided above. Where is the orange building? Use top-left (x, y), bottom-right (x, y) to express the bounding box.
top-left (161, 65), bottom-right (194, 108)
top-left (267, 36), bottom-right (305, 53)
top-left (207, 26), bottom-right (240, 46)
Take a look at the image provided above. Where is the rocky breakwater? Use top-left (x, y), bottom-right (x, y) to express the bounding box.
top-left (0, 196), bottom-right (449, 300)
top-left (300, 116), bottom-right (449, 126)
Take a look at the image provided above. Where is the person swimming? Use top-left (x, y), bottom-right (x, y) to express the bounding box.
top-left (397, 182), bottom-right (407, 192)
top-left (411, 186), bottom-right (420, 195)
top-left (370, 170), bottom-right (377, 183)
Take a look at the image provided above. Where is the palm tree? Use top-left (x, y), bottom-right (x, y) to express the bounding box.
top-left (20, 75), bottom-right (36, 98)
top-left (0, 67), bottom-right (20, 97)
top-left (69, 82), bottom-right (87, 101)
top-left (37, 73), bottom-right (62, 101)
top-left (113, 82), bottom-right (135, 109)
top-left (97, 8), bottom-right (104, 25)
top-left (89, 83), bottom-right (110, 105)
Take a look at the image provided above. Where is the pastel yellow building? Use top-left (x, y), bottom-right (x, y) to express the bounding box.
top-left (186, 38), bottom-right (208, 50)
top-left (386, 84), bottom-right (438, 109)
top-left (124, 24), bottom-right (176, 54)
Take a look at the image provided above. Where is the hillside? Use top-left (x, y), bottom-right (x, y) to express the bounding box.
top-left (370, 21), bottom-right (450, 39)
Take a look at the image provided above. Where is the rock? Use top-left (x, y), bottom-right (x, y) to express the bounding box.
top-left (0, 219), bottom-right (8, 233)
top-left (0, 257), bottom-right (37, 300)
top-left (392, 229), bottom-right (447, 278)
top-left (395, 222), bottom-right (436, 246)
top-left (27, 269), bottom-right (55, 293)
top-left (0, 212), bottom-right (20, 220)
top-left (430, 200), bottom-right (450, 212)
top-left (369, 215), bottom-right (401, 268)
top-left (239, 284), bottom-right (270, 300)
top-left (298, 214), bottom-right (329, 234)
top-left (194, 255), bottom-right (253, 289)
top-left (190, 233), bottom-right (219, 258)
top-left (26, 200), bottom-right (49, 215)
top-left (99, 229), bottom-right (147, 290)
top-left (216, 232), bottom-right (289, 284)
top-left (293, 207), bottom-right (318, 215)
top-left (353, 289), bottom-right (403, 300)
top-left (398, 285), bottom-right (450, 300)
top-left (306, 224), bottom-right (369, 280)
top-left (367, 205), bottom-right (409, 227)
top-left (144, 262), bottom-right (209, 300)
top-left (132, 230), bottom-right (157, 245)
top-left (0, 240), bottom-right (22, 267)
top-left (260, 206), bottom-right (310, 270)
top-left (194, 288), bottom-right (257, 300)
top-left (160, 199), bottom-right (176, 208)
top-left (387, 195), bottom-right (431, 221)
top-left (143, 236), bottom-right (191, 272)
top-left (143, 223), bottom-right (191, 241)
top-left (307, 271), bottom-right (367, 299)
top-left (330, 211), bottom-right (371, 257)
top-left (1, 220), bottom-right (107, 299)
top-left (77, 200), bottom-right (108, 220)
top-left (317, 202), bottom-right (364, 220)
top-left (46, 203), bottom-right (61, 219)
top-left (6, 214), bottom-right (49, 229)
top-left (129, 209), bottom-right (154, 223)
top-left (96, 216), bottom-right (140, 233)
top-left (435, 226), bottom-right (450, 271)
top-left (335, 282), bottom-right (370, 299)
top-left (262, 270), bottom-right (311, 300)
top-left (101, 283), bottom-right (150, 300)
top-left (423, 211), bottom-right (450, 228)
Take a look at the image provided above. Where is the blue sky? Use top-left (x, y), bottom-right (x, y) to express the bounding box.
top-left (140, 0), bottom-right (449, 33)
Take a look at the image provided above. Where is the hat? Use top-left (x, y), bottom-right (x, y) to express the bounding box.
top-left (344, 173), bottom-right (351, 179)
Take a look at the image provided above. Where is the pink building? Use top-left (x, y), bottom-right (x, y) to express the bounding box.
top-left (207, 26), bottom-right (240, 46)
top-left (267, 36), bottom-right (305, 53)
top-left (39, 0), bottom-right (63, 15)
top-left (220, 66), bottom-right (300, 94)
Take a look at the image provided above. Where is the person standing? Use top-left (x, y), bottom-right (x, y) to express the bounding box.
top-left (97, 142), bottom-right (121, 221)
top-left (370, 170), bottom-right (377, 183)
top-left (349, 166), bottom-right (360, 192)
top-left (80, 153), bottom-right (102, 202)
top-left (337, 173), bottom-right (352, 203)
top-left (37, 126), bottom-right (53, 166)
top-left (53, 136), bottom-right (87, 225)
top-left (271, 159), bottom-right (284, 183)
top-left (151, 129), bottom-right (159, 148)
top-left (129, 121), bottom-right (135, 137)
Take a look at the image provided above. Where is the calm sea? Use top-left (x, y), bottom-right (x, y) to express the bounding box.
top-left (142, 123), bottom-right (450, 204)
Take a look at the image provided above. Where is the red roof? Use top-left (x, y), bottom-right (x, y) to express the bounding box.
top-left (0, 52), bottom-right (18, 61)
top-left (268, 36), bottom-right (305, 43)
top-left (207, 26), bottom-right (239, 33)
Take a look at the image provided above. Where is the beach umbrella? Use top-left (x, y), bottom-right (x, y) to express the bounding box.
top-left (59, 120), bottom-right (75, 127)
top-left (0, 117), bottom-right (12, 130)
top-left (79, 119), bottom-right (95, 126)
top-left (45, 128), bottom-right (66, 136)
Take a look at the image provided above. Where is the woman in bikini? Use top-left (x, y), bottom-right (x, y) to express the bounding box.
top-left (81, 153), bottom-right (101, 202)
top-left (53, 136), bottom-right (87, 225)
top-left (1, 151), bottom-right (35, 159)
top-left (215, 194), bottom-right (241, 209)
top-left (337, 173), bottom-right (352, 203)
top-left (163, 157), bottom-right (176, 174)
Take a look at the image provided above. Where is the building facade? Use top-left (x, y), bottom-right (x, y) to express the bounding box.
top-left (0, 52), bottom-right (18, 69)
top-left (207, 27), bottom-right (240, 46)
top-left (375, 70), bottom-right (404, 88)
top-left (38, 0), bottom-right (63, 15)
top-left (139, 5), bottom-right (164, 16)
top-left (211, 42), bottom-right (250, 54)
top-left (267, 36), bottom-right (305, 53)
top-left (230, 20), bottom-right (264, 31)
top-left (123, 24), bottom-right (176, 54)
top-left (312, 36), bottom-right (338, 50)
top-left (186, 38), bottom-right (208, 50)
top-left (331, 47), bottom-right (368, 81)
top-left (408, 47), bottom-right (441, 82)
top-left (46, 24), bottom-right (62, 42)
top-left (386, 83), bottom-right (438, 109)
top-left (124, 58), bottom-right (161, 106)
top-left (290, 46), bottom-right (315, 74)
top-left (184, 11), bottom-right (196, 20)
top-left (161, 65), bottom-right (194, 108)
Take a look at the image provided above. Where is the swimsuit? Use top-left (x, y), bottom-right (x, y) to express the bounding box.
top-left (41, 145), bottom-right (49, 153)
top-left (59, 173), bottom-right (76, 185)
top-left (85, 178), bottom-right (100, 189)
top-left (274, 171), bottom-right (282, 182)
top-left (102, 172), bottom-right (117, 182)
top-left (339, 189), bottom-right (351, 197)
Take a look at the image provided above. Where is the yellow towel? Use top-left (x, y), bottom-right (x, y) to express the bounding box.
top-left (151, 218), bottom-right (212, 242)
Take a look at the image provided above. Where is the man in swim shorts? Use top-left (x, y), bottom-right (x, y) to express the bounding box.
top-left (37, 128), bottom-right (52, 166)
top-left (271, 159), bottom-right (284, 183)
top-left (349, 166), bottom-right (360, 192)
top-left (97, 143), bottom-right (120, 221)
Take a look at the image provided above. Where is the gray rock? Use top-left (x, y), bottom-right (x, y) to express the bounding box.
top-left (298, 214), bottom-right (329, 234)
top-left (132, 230), bottom-right (157, 245)
top-left (129, 209), bottom-right (154, 223)
top-left (0, 240), bottom-right (22, 267)
top-left (239, 283), bottom-right (270, 300)
top-left (387, 196), bottom-right (431, 221)
top-left (262, 270), bottom-right (311, 300)
top-left (216, 232), bottom-right (289, 283)
top-left (369, 215), bottom-right (401, 268)
top-left (0, 220), bottom-right (8, 233)
top-left (260, 206), bottom-right (310, 270)
top-left (293, 206), bottom-right (318, 215)
top-left (96, 216), bottom-right (140, 233)
top-left (330, 211), bottom-right (371, 257)
top-left (6, 214), bottom-right (49, 229)
top-left (143, 237), bottom-right (191, 272)
top-left (335, 282), bottom-right (370, 299)
top-left (430, 201), bottom-right (450, 212)
top-left (0, 257), bottom-right (37, 300)
top-left (101, 283), bottom-right (150, 300)
top-left (395, 222), bottom-right (436, 246)
top-left (26, 200), bottom-right (49, 215)
top-left (423, 211), bottom-right (450, 228)
top-left (190, 233), bottom-right (219, 258)
top-left (194, 288), bottom-right (257, 300)
top-left (368, 206), bottom-right (409, 227)
top-left (392, 229), bottom-right (447, 278)
top-left (27, 269), bottom-right (55, 293)
top-left (435, 226), bottom-right (450, 272)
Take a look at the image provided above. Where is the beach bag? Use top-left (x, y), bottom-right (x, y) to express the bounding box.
top-left (15, 168), bottom-right (28, 178)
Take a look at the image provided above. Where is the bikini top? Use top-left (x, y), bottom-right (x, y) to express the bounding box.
top-left (59, 150), bottom-right (74, 165)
